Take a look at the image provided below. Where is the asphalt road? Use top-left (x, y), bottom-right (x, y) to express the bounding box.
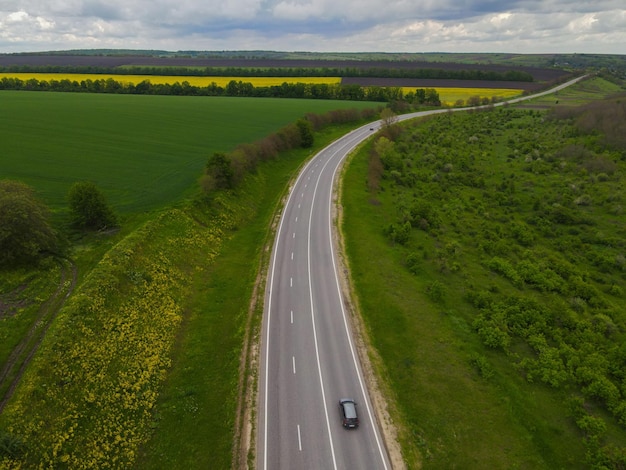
top-left (258, 121), bottom-right (391, 470)
top-left (257, 74), bottom-right (588, 470)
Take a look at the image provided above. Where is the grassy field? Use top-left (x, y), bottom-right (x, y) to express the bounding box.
top-left (340, 79), bottom-right (626, 468)
top-left (0, 91), bottom-right (374, 216)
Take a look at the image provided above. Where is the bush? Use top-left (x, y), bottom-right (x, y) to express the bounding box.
top-left (405, 251), bottom-right (422, 274)
top-left (68, 181), bottom-right (118, 230)
top-left (426, 280), bottom-right (446, 302)
top-left (485, 257), bottom-right (522, 286)
top-left (472, 314), bottom-right (511, 350)
top-left (470, 353), bottom-right (495, 379)
top-left (523, 346), bottom-right (569, 388)
top-left (205, 152), bottom-right (234, 190)
top-left (296, 118), bottom-right (314, 148)
top-left (385, 221), bottom-right (411, 245)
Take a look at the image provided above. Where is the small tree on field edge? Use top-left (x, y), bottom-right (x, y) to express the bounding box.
top-left (0, 179), bottom-right (58, 265)
top-left (205, 152), bottom-right (234, 190)
top-left (296, 119), bottom-right (314, 148)
top-left (68, 181), bottom-right (118, 230)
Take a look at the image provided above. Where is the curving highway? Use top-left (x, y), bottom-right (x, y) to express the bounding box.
top-left (257, 74), bottom-right (588, 470)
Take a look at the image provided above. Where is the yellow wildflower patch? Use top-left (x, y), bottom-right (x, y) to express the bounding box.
top-left (0, 72), bottom-right (342, 87)
top-left (1, 208), bottom-right (226, 468)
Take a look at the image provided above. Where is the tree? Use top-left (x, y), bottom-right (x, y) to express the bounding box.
top-left (424, 88), bottom-right (441, 106)
top-left (296, 118), bottom-right (314, 148)
top-left (375, 136), bottom-right (401, 172)
top-left (0, 180), bottom-right (57, 265)
top-left (380, 108), bottom-right (398, 128)
top-left (205, 152), bottom-right (234, 190)
top-left (68, 181), bottom-right (117, 229)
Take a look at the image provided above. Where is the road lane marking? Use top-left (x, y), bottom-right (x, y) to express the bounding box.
top-left (291, 252), bottom-right (294, 260)
top-left (324, 140), bottom-right (391, 470)
top-left (264, 146), bottom-right (326, 470)
top-left (290, 277), bottom-right (293, 287)
top-left (295, 216), bottom-right (298, 222)
top-left (306, 158), bottom-right (339, 470)
top-left (297, 425), bottom-right (302, 451)
top-left (292, 356), bottom-right (296, 374)
top-left (303, 128), bottom-right (389, 469)
top-left (291, 310), bottom-right (294, 324)
top-left (293, 232), bottom-right (295, 239)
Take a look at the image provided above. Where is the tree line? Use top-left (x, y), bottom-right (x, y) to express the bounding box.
top-left (201, 107), bottom-right (380, 195)
top-left (0, 76), bottom-right (408, 102)
top-left (0, 64), bottom-right (534, 82)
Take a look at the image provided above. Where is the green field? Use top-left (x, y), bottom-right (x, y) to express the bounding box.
top-left (0, 91), bottom-right (376, 215)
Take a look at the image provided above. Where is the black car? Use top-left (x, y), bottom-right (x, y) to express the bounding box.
top-left (339, 398), bottom-right (359, 429)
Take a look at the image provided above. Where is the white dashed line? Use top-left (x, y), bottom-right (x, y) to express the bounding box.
top-left (297, 425), bottom-right (302, 451)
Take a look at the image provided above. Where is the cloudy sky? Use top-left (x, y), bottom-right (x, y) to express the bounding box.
top-left (1, 0), bottom-right (624, 54)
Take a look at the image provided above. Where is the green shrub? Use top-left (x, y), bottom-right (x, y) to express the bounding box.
top-left (384, 221), bottom-right (411, 245)
top-left (470, 353), bottom-right (495, 379)
top-left (405, 251), bottom-right (422, 274)
top-left (68, 181), bottom-right (118, 229)
top-left (472, 314), bottom-right (511, 350)
top-left (426, 280), bottom-right (446, 302)
top-left (485, 256), bottom-right (522, 286)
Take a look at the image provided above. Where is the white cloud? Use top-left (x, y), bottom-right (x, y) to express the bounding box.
top-left (272, 1), bottom-right (325, 21)
top-left (0, 0), bottom-right (624, 53)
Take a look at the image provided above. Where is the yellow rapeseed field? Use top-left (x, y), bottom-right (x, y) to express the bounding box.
top-left (0, 73), bottom-right (523, 104)
top-left (0, 72), bottom-right (341, 87)
top-left (409, 87), bottom-right (523, 105)
top-left (0, 72), bottom-right (523, 106)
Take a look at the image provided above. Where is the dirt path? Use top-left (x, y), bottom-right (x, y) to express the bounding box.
top-left (0, 258), bottom-right (78, 413)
